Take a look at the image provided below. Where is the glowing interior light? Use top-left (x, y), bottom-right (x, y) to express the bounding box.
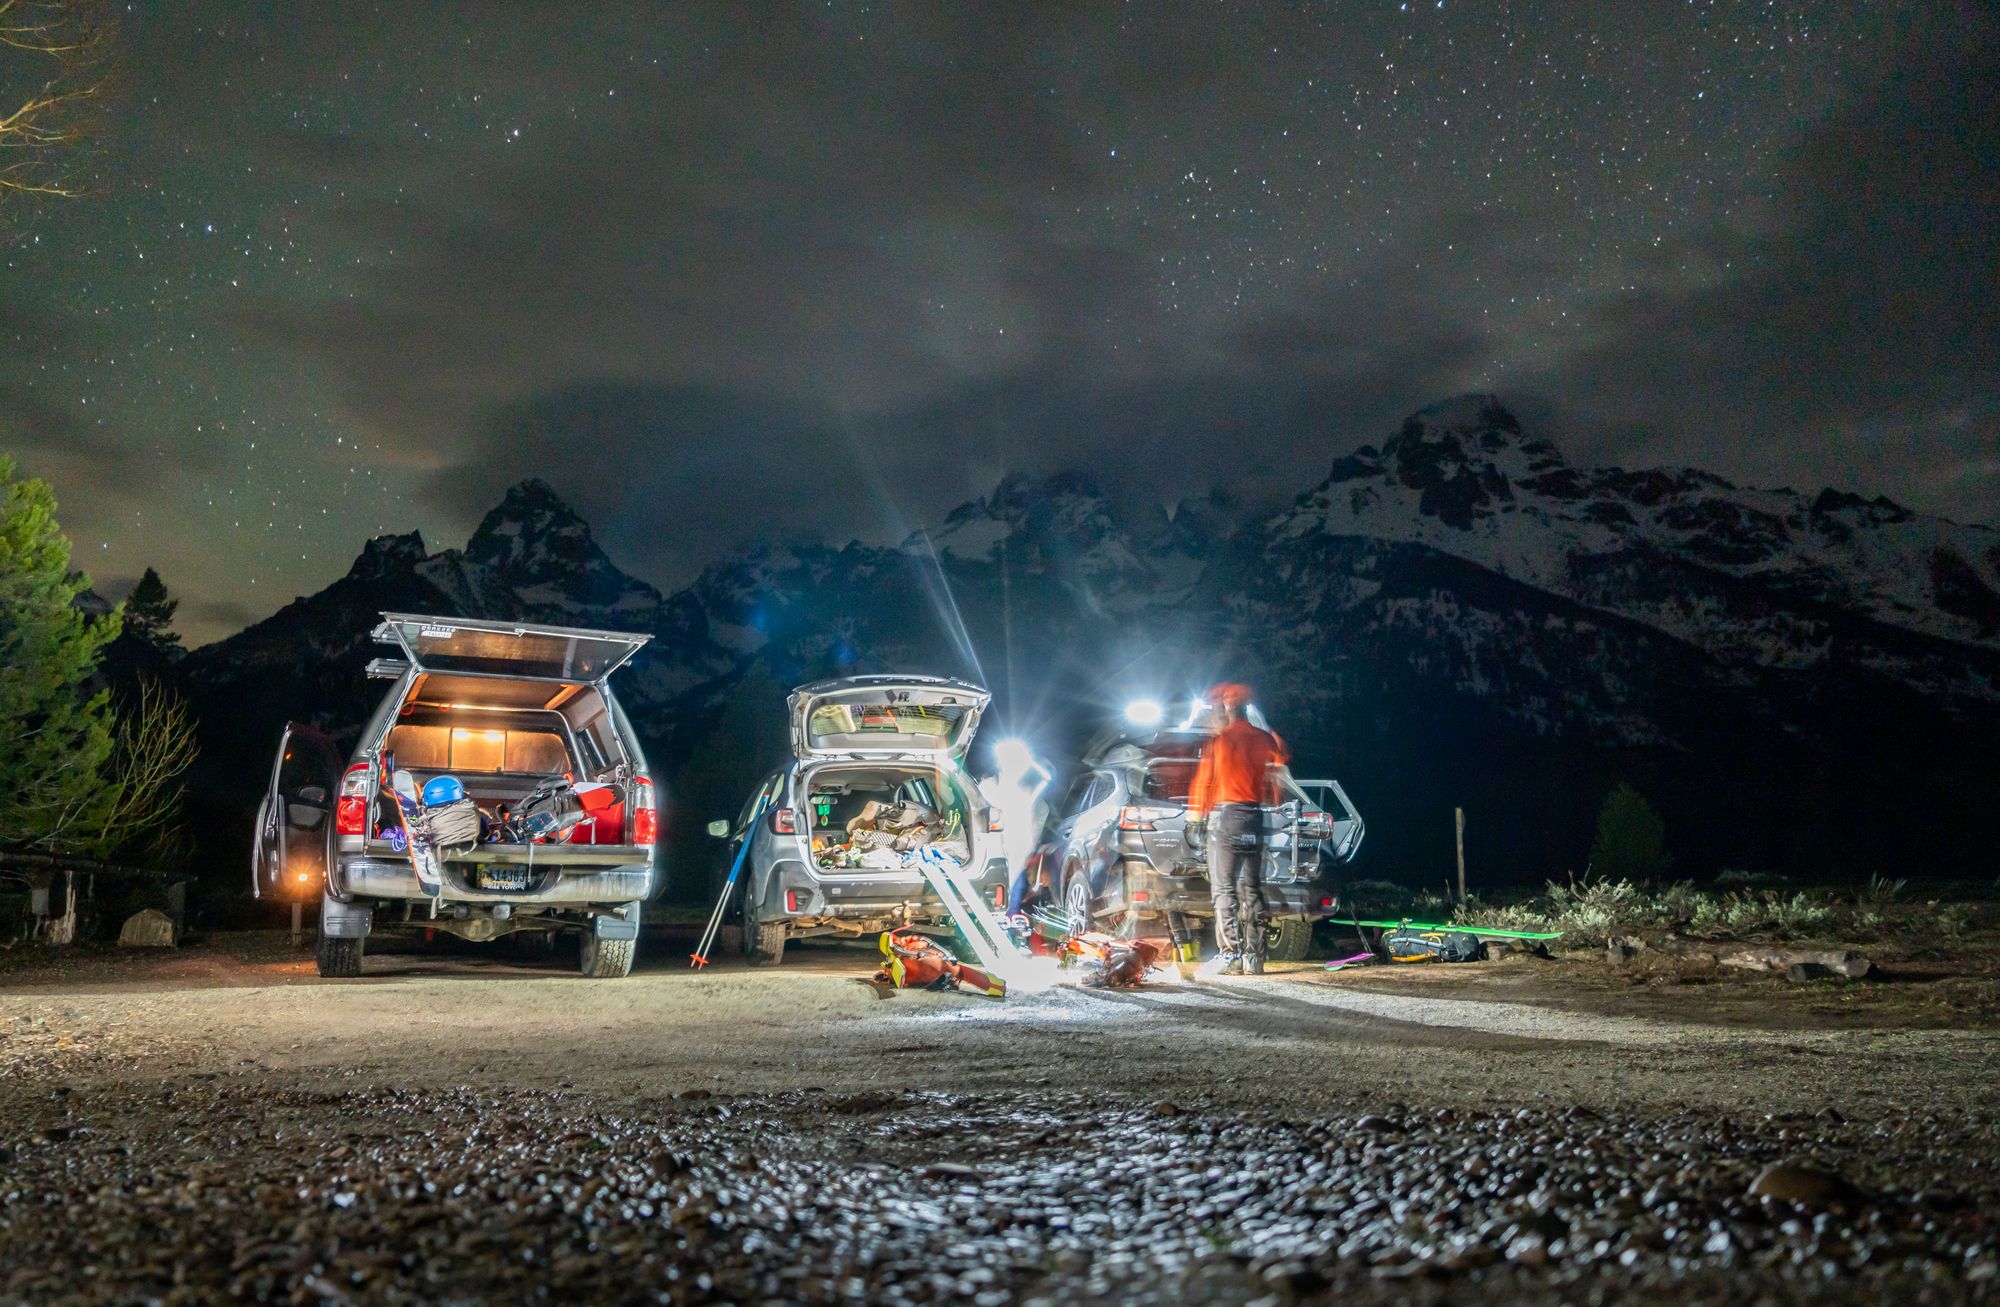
top-left (1124, 699), bottom-right (1164, 727)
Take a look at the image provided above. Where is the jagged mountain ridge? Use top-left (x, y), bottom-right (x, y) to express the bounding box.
top-left (1270, 397), bottom-right (1999, 710)
top-left (184, 398), bottom-right (2000, 882)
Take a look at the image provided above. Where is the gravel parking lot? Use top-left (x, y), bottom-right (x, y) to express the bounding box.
top-left (2, 933), bottom-right (1995, 1303)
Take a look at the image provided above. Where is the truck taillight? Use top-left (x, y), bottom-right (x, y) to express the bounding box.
top-left (632, 776), bottom-right (657, 846)
top-left (986, 809), bottom-right (1004, 832)
top-left (770, 807), bottom-right (798, 835)
top-left (334, 763), bottom-right (371, 836)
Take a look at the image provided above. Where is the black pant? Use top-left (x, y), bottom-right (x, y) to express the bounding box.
top-left (1207, 803), bottom-right (1267, 959)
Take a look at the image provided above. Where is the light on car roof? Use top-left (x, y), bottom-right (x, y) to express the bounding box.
top-left (1124, 699), bottom-right (1164, 727)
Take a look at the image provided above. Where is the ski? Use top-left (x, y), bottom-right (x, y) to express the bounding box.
top-left (383, 762), bottom-right (444, 898)
top-left (914, 847), bottom-right (1021, 978)
top-left (1326, 917), bottom-right (1564, 940)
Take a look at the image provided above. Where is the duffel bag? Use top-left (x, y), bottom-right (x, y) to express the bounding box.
top-left (1383, 928), bottom-right (1482, 963)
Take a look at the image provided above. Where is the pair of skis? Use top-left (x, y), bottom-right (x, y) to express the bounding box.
top-left (912, 846), bottom-right (1022, 980)
top-left (381, 758), bottom-right (445, 898)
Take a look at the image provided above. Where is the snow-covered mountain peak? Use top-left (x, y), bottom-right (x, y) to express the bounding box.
top-left (345, 479), bottom-right (661, 625)
top-left (346, 531), bottom-right (427, 581)
top-left (928, 470), bottom-right (1124, 562)
top-left (464, 479), bottom-right (594, 574)
top-left (1339, 395), bottom-right (1565, 529)
top-left (1386, 395), bottom-right (1565, 473)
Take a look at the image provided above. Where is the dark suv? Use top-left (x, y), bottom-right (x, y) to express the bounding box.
top-left (1049, 728), bottom-right (1363, 961)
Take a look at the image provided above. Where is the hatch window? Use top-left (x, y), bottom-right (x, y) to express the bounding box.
top-left (392, 619), bottom-right (641, 680)
top-left (806, 702), bottom-right (966, 750)
top-left (385, 724), bottom-right (572, 775)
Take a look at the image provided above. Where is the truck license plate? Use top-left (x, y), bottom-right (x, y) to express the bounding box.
top-left (479, 867), bottom-right (530, 891)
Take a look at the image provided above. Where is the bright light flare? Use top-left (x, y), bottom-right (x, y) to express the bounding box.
top-left (1124, 698), bottom-right (1164, 727)
top-left (990, 953), bottom-right (1066, 993)
top-left (993, 737), bottom-right (1036, 778)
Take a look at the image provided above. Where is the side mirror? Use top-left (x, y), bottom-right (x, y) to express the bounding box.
top-left (706, 819), bottom-right (731, 839)
top-left (298, 785), bottom-right (328, 804)
top-left (286, 801), bottom-right (326, 831)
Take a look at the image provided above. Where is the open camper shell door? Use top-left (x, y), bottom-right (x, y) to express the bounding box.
top-left (788, 675), bottom-right (990, 762)
top-left (374, 613), bottom-right (650, 683)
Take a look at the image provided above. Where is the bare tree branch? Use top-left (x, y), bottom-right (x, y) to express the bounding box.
top-left (90, 677), bottom-right (199, 863)
top-left (0, 0), bottom-right (115, 223)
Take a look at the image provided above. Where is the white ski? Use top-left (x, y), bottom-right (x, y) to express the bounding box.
top-left (915, 848), bottom-right (1021, 978)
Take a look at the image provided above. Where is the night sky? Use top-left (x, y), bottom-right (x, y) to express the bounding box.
top-left (3, 2), bottom-right (1994, 642)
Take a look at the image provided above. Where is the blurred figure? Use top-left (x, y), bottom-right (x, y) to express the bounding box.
top-left (981, 738), bottom-right (1052, 935)
top-left (1187, 683), bottom-right (1290, 975)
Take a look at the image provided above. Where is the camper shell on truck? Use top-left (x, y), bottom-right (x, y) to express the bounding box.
top-left (252, 614), bottom-right (660, 979)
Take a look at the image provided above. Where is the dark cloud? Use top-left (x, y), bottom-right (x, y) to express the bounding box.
top-left (5, 0), bottom-right (1995, 643)
top-left (183, 595), bottom-right (262, 633)
top-left (415, 219), bottom-right (1506, 586)
top-left (1532, 6), bottom-right (2000, 521)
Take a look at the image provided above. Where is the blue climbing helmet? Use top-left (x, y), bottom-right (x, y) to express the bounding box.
top-left (421, 774), bottom-right (466, 807)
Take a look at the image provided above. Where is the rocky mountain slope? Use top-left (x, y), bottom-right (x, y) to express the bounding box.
top-left (184, 399), bottom-right (2000, 886)
top-left (1262, 396), bottom-right (1999, 727)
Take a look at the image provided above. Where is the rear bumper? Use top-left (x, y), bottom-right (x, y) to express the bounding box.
top-left (764, 857), bottom-right (1008, 924)
top-left (333, 856), bottom-right (653, 907)
top-left (1124, 861), bottom-right (1332, 919)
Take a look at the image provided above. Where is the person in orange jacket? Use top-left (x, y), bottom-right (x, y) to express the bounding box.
top-left (1186, 683), bottom-right (1290, 975)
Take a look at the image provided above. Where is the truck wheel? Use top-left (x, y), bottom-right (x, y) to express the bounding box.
top-left (579, 931), bottom-right (635, 979)
top-left (316, 933), bottom-right (364, 978)
top-left (1265, 916), bottom-right (1314, 963)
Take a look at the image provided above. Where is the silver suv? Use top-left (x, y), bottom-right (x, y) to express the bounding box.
top-left (1050, 726), bottom-right (1364, 961)
top-left (252, 614), bottom-right (660, 979)
top-left (707, 674), bottom-right (1006, 966)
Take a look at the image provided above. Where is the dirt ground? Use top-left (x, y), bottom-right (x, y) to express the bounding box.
top-left (2, 929), bottom-right (1997, 1303)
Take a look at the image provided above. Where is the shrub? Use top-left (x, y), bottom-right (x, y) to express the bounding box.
top-left (1590, 783), bottom-right (1671, 883)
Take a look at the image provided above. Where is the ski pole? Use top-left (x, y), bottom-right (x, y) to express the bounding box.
top-left (690, 796), bottom-right (769, 969)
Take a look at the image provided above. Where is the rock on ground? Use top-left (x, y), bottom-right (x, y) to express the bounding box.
top-left (115, 908), bottom-right (176, 948)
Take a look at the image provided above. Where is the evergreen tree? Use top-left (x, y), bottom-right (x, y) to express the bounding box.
top-left (0, 457), bottom-right (120, 851)
top-left (121, 566), bottom-right (181, 653)
top-left (1590, 782), bottom-right (1671, 883)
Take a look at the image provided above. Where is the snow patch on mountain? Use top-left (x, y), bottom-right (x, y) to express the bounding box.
top-left (1273, 395), bottom-right (2000, 698)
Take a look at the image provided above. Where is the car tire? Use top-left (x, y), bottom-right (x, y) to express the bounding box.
top-left (749, 920), bottom-right (786, 966)
top-left (579, 931), bottom-right (635, 979)
top-left (742, 898), bottom-right (786, 966)
top-left (1062, 869), bottom-right (1093, 936)
top-left (1265, 915), bottom-right (1314, 963)
top-left (316, 932), bottom-right (363, 978)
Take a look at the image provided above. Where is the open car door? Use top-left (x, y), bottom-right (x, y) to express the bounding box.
top-left (1288, 777), bottom-right (1366, 864)
top-left (252, 722), bottom-right (342, 899)
top-left (374, 613), bottom-right (649, 682)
